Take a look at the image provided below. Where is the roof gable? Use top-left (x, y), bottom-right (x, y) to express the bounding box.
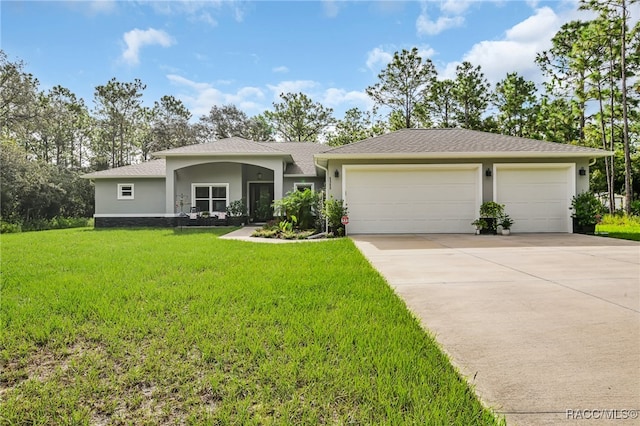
top-left (153, 136), bottom-right (286, 156)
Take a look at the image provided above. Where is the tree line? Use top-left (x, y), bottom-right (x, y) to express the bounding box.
top-left (1, 0), bottom-right (638, 224)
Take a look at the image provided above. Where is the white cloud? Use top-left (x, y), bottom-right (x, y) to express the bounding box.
top-left (322, 0), bottom-right (341, 18)
top-left (440, 0), bottom-right (473, 15)
top-left (167, 74), bottom-right (266, 117)
top-left (146, 1), bottom-right (246, 26)
top-left (505, 6), bottom-right (560, 42)
top-left (417, 12), bottom-right (464, 35)
top-left (66, 0), bottom-right (117, 15)
top-left (366, 47), bottom-right (393, 71)
top-left (237, 87), bottom-right (265, 99)
top-left (121, 28), bottom-right (175, 66)
top-left (441, 6), bottom-right (585, 85)
top-left (267, 80), bottom-right (319, 101)
top-left (322, 88), bottom-right (373, 111)
top-left (167, 75), bottom-right (376, 121)
top-left (365, 44), bottom-right (436, 74)
top-left (416, 0), bottom-right (466, 36)
top-left (195, 11), bottom-right (218, 26)
top-left (417, 46), bottom-right (436, 60)
top-left (88, 0), bottom-right (117, 14)
top-left (272, 66), bottom-right (289, 73)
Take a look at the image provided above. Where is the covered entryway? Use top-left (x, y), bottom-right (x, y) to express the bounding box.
top-left (494, 163), bottom-right (575, 233)
top-left (343, 164), bottom-right (482, 234)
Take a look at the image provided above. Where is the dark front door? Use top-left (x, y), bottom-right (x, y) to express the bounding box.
top-left (249, 183), bottom-right (274, 222)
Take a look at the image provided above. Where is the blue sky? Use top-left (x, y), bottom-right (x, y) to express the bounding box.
top-left (1, 1), bottom-right (618, 120)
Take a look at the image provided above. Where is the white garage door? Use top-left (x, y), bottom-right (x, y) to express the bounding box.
top-left (494, 164), bottom-right (575, 233)
top-left (344, 165), bottom-right (481, 234)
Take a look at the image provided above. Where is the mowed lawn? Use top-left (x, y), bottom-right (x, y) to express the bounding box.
top-left (1, 228), bottom-right (502, 425)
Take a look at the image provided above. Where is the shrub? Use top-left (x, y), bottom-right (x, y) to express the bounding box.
top-left (324, 197), bottom-right (348, 235)
top-left (474, 202), bottom-right (505, 234)
top-left (272, 189), bottom-right (321, 230)
top-left (0, 220), bottom-right (22, 234)
top-left (1, 217), bottom-right (92, 233)
top-left (570, 192), bottom-right (606, 226)
top-left (226, 199), bottom-right (248, 217)
top-left (479, 201), bottom-right (504, 219)
top-left (630, 200), bottom-right (640, 217)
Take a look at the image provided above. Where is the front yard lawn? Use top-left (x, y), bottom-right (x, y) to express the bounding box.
top-left (1, 228), bottom-right (502, 425)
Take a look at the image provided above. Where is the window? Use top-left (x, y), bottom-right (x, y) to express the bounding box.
top-left (294, 182), bottom-right (314, 192)
top-left (192, 183), bottom-right (228, 213)
top-left (118, 184), bottom-right (134, 200)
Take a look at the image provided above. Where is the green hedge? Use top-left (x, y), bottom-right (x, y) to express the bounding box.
top-left (0, 217), bottom-right (93, 233)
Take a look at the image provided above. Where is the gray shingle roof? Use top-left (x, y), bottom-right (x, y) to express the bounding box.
top-left (258, 142), bottom-right (326, 175)
top-left (320, 128), bottom-right (610, 156)
top-left (153, 136), bottom-right (285, 156)
top-left (82, 159), bottom-right (166, 179)
top-left (82, 130), bottom-right (611, 180)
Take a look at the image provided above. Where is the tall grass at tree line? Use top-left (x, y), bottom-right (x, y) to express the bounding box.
top-left (0, 217), bottom-right (93, 233)
top-left (0, 228), bottom-right (503, 425)
top-left (597, 213), bottom-right (640, 241)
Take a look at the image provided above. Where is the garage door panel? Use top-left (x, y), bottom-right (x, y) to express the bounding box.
top-left (345, 166), bottom-right (480, 234)
top-left (496, 166), bottom-right (573, 233)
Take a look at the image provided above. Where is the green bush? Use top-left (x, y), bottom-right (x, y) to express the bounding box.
top-left (272, 189), bottom-right (321, 230)
top-left (479, 201), bottom-right (505, 218)
top-left (570, 192), bottom-right (606, 226)
top-left (324, 197), bottom-right (348, 235)
top-left (226, 199), bottom-right (248, 217)
top-left (0, 220), bottom-right (22, 234)
top-left (1, 217), bottom-right (92, 233)
top-left (630, 200), bottom-right (640, 216)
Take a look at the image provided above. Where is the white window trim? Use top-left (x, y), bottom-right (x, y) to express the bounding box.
top-left (117, 183), bottom-right (134, 200)
top-left (294, 182), bottom-right (314, 192)
top-left (191, 183), bottom-right (229, 213)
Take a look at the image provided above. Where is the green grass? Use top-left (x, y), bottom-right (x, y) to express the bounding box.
top-left (596, 214), bottom-right (640, 241)
top-left (1, 228), bottom-right (502, 425)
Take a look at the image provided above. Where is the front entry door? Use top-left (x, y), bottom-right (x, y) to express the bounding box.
top-left (249, 183), bottom-right (274, 222)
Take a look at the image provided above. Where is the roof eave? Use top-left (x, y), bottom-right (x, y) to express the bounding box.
top-left (314, 151), bottom-right (613, 160)
top-left (81, 174), bottom-right (166, 180)
top-left (153, 152), bottom-right (292, 159)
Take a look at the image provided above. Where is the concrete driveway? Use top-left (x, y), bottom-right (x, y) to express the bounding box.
top-left (351, 234), bottom-right (640, 425)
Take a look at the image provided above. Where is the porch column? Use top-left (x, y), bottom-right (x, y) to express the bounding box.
top-left (273, 160), bottom-right (284, 203)
top-left (165, 167), bottom-right (175, 215)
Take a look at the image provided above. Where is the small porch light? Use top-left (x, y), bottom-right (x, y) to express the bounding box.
top-left (257, 172), bottom-right (263, 180)
top-left (579, 167), bottom-right (586, 176)
top-left (334, 169), bottom-right (340, 178)
top-left (485, 168), bottom-right (492, 177)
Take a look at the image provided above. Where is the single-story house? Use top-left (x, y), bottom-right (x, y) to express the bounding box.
top-left (82, 128), bottom-right (611, 233)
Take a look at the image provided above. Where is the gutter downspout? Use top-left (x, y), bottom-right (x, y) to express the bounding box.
top-left (314, 157), bottom-right (330, 233)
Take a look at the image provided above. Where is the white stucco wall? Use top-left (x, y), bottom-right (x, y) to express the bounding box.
top-left (94, 178), bottom-right (166, 215)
